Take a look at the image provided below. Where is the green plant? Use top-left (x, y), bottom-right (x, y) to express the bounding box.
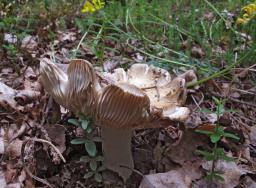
top-left (3, 44), bottom-right (18, 57)
top-left (196, 97), bottom-right (239, 182)
top-left (68, 116), bottom-right (104, 183)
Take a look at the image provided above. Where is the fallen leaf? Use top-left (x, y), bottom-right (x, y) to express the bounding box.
top-left (21, 35), bottom-right (38, 51)
top-left (139, 168), bottom-right (195, 188)
top-left (191, 46), bottom-right (205, 59)
top-left (0, 169), bottom-right (7, 187)
top-left (45, 124), bottom-right (66, 153)
top-left (166, 130), bottom-right (207, 164)
top-left (7, 139), bottom-right (23, 158)
top-left (202, 160), bottom-right (250, 188)
top-left (4, 33), bottom-right (17, 44)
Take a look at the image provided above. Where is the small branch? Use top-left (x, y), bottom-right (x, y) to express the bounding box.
top-left (21, 138), bottom-right (66, 188)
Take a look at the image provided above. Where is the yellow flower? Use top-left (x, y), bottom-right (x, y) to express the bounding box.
top-left (242, 4), bottom-right (256, 16)
top-left (236, 2), bottom-right (256, 25)
top-left (81, 0), bottom-right (105, 13)
top-left (236, 17), bottom-right (249, 25)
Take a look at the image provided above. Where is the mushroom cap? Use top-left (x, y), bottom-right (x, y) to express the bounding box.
top-left (40, 59), bottom-right (98, 116)
top-left (96, 83), bottom-right (150, 128)
top-left (67, 59), bottom-right (98, 116)
top-left (40, 58), bottom-right (68, 108)
top-left (107, 64), bottom-right (190, 124)
top-left (40, 60), bottom-right (192, 128)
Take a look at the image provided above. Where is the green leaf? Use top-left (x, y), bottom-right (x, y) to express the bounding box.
top-left (195, 130), bottom-right (214, 136)
top-left (93, 137), bottom-right (102, 142)
top-left (84, 171), bottom-right (94, 179)
top-left (219, 154), bottom-right (234, 162)
top-left (68, 118), bottom-right (80, 127)
top-left (90, 160), bottom-right (97, 171)
top-left (210, 134), bottom-right (221, 143)
top-left (71, 138), bottom-right (86, 145)
top-left (223, 132), bottom-right (240, 140)
top-left (199, 108), bottom-right (213, 114)
top-left (80, 156), bottom-right (91, 163)
top-left (87, 127), bottom-right (93, 134)
top-left (212, 173), bottom-right (225, 181)
top-left (225, 109), bottom-right (240, 113)
top-left (97, 166), bottom-right (105, 172)
top-left (94, 173), bottom-right (103, 183)
top-left (95, 156), bottom-right (104, 161)
top-left (215, 126), bottom-right (225, 135)
top-left (81, 120), bottom-right (89, 130)
top-left (85, 140), bottom-right (97, 157)
top-left (196, 149), bottom-right (215, 161)
top-left (212, 96), bottom-right (221, 105)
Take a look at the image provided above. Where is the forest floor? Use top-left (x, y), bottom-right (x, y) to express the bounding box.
top-left (0, 0), bottom-right (256, 188)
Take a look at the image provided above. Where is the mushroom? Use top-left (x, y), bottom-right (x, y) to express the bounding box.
top-left (40, 59), bottom-right (194, 181)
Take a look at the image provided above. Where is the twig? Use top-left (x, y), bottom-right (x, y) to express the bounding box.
top-left (21, 138), bottom-right (66, 188)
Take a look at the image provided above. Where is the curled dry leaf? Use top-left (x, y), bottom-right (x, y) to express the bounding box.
top-left (40, 58), bottom-right (195, 180)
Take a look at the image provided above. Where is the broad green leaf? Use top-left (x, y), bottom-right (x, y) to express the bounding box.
top-left (81, 120), bottom-right (89, 130)
top-left (210, 134), bottom-right (221, 143)
top-left (84, 171), bottom-right (94, 179)
top-left (71, 138), bottom-right (86, 145)
top-left (195, 129), bottom-right (214, 136)
top-left (80, 156), bottom-right (91, 163)
top-left (223, 132), bottom-right (240, 140)
top-left (68, 118), bottom-right (80, 127)
top-left (90, 160), bottom-right (97, 171)
top-left (94, 173), bottom-right (103, 183)
top-left (85, 140), bottom-right (97, 157)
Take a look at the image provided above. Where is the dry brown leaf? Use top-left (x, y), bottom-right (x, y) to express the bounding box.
top-left (166, 130), bottom-right (207, 164)
top-left (45, 124), bottom-right (66, 153)
top-left (7, 139), bottom-right (23, 158)
top-left (139, 168), bottom-right (194, 188)
top-left (21, 35), bottom-right (38, 51)
top-left (202, 160), bottom-right (250, 188)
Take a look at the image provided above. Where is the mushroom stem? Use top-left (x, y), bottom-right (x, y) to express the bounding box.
top-left (101, 126), bottom-right (134, 181)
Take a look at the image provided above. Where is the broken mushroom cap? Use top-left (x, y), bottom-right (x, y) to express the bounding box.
top-left (40, 59), bottom-right (98, 116)
top-left (40, 58), bottom-right (68, 108)
top-left (104, 63), bottom-right (190, 125)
